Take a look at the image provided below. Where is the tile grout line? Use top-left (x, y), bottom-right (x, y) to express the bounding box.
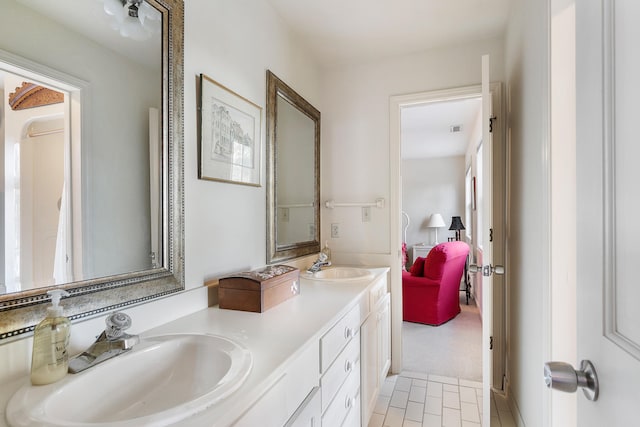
top-left (369, 373), bottom-right (511, 427)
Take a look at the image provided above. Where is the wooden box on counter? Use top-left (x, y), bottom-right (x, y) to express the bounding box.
top-left (218, 265), bottom-right (300, 313)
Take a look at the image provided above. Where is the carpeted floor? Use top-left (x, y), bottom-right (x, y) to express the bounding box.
top-left (402, 294), bottom-right (483, 381)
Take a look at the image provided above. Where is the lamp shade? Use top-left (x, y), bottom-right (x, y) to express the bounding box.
top-left (448, 216), bottom-right (465, 231)
top-left (426, 213), bottom-right (445, 245)
top-left (426, 213), bottom-right (445, 228)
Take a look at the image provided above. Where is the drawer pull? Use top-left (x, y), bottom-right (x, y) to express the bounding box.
top-left (345, 395), bottom-right (353, 410)
top-left (344, 327), bottom-right (355, 339)
top-left (345, 359), bottom-right (353, 373)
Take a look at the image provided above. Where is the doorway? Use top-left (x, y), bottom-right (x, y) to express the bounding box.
top-left (400, 95), bottom-right (483, 382)
top-left (388, 82), bottom-right (508, 424)
top-left (0, 55), bottom-right (84, 294)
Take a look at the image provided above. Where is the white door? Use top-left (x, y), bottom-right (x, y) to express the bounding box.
top-left (574, 0), bottom-right (640, 424)
top-left (480, 54), bottom-right (495, 425)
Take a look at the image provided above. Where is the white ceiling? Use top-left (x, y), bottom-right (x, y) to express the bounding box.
top-left (265, 0), bottom-right (509, 160)
top-left (402, 97), bottom-right (482, 159)
top-left (15, 0), bottom-right (160, 69)
top-left (265, 0), bottom-right (512, 67)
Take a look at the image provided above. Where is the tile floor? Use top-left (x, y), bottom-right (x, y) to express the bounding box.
top-left (367, 371), bottom-right (516, 427)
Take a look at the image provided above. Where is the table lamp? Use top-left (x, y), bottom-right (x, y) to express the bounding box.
top-left (449, 216), bottom-right (466, 241)
top-left (426, 213), bottom-right (445, 244)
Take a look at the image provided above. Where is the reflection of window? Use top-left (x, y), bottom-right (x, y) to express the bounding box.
top-left (210, 102), bottom-right (256, 182)
top-left (476, 142), bottom-right (483, 249)
top-left (465, 165), bottom-right (473, 241)
top-left (231, 139), bottom-right (254, 181)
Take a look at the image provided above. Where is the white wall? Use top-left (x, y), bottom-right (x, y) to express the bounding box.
top-left (464, 106), bottom-right (484, 313)
top-left (321, 37), bottom-right (505, 259)
top-left (504, 0), bottom-right (551, 424)
top-left (184, 0), bottom-right (321, 284)
top-left (550, 0), bottom-right (577, 425)
top-left (402, 156), bottom-right (465, 252)
top-left (0, 0), bottom-right (322, 412)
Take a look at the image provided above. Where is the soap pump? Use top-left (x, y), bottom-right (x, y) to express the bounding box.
top-left (321, 241), bottom-right (332, 264)
top-left (30, 289), bottom-right (71, 385)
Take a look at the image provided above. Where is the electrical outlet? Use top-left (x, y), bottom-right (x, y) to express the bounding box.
top-left (331, 223), bottom-right (340, 238)
top-left (362, 206), bottom-right (371, 222)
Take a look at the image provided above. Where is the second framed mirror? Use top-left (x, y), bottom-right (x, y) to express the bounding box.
top-left (266, 71), bottom-right (320, 264)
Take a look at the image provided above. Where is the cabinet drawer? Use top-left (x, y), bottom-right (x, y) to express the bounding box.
top-left (320, 304), bottom-right (361, 373)
top-left (321, 360), bottom-right (360, 427)
top-left (286, 342), bottom-right (320, 417)
top-left (340, 390), bottom-right (361, 427)
top-left (320, 332), bottom-right (360, 413)
top-left (233, 375), bottom-right (287, 427)
top-left (285, 387), bottom-right (321, 427)
top-left (368, 276), bottom-right (388, 308)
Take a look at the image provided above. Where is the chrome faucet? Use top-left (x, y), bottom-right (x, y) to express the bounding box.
top-left (68, 312), bottom-right (139, 374)
top-left (307, 252), bottom-right (332, 273)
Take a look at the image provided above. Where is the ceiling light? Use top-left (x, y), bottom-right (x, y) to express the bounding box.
top-left (103, 0), bottom-right (161, 41)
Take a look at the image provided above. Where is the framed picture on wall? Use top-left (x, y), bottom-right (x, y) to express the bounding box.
top-left (197, 74), bottom-right (262, 186)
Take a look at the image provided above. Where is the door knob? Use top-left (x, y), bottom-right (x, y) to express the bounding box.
top-left (491, 265), bottom-right (505, 275)
top-left (543, 360), bottom-right (599, 401)
top-left (469, 264), bottom-right (504, 276)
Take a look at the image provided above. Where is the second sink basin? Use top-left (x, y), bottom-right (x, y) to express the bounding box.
top-left (303, 266), bottom-right (374, 282)
top-left (6, 333), bottom-right (252, 427)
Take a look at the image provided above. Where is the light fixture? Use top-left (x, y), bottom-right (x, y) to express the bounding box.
top-left (103, 0), bottom-right (161, 41)
top-left (449, 216), bottom-right (466, 241)
top-left (426, 213), bottom-right (445, 244)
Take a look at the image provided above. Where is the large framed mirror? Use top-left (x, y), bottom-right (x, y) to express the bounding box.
top-left (266, 71), bottom-right (320, 263)
top-left (0, 0), bottom-right (184, 341)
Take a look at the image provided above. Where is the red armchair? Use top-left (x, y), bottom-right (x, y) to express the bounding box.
top-left (402, 241), bottom-right (470, 326)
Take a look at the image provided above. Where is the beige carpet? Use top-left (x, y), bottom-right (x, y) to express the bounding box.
top-left (402, 294), bottom-right (482, 381)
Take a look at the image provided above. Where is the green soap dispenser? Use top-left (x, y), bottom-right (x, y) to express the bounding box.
top-left (30, 289), bottom-right (71, 385)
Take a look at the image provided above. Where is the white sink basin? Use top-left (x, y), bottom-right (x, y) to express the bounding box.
top-left (6, 333), bottom-right (252, 427)
top-left (303, 267), bottom-right (374, 282)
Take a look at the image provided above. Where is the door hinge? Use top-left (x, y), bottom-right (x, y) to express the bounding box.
top-left (489, 116), bottom-right (497, 133)
top-left (489, 228), bottom-right (493, 242)
top-left (489, 336), bottom-right (494, 350)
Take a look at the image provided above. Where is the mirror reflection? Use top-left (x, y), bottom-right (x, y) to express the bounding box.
top-left (266, 70), bottom-right (320, 263)
top-left (0, 0), bottom-right (183, 341)
top-left (275, 95), bottom-right (316, 246)
top-left (0, 0), bottom-right (163, 295)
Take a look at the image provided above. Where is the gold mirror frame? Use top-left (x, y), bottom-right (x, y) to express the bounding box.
top-left (0, 0), bottom-right (184, 341)
top-left (266, 70), bottom-right (320, 263)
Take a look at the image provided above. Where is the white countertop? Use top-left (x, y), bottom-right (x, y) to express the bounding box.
top-left (3, 267), bottom-right (389, 427)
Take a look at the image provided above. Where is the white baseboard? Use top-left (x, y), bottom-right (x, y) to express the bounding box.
top-left (503, 378), bottom-right (526, 426)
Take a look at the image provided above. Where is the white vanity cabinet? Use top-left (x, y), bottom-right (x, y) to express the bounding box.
top-left (319, 303), bottom-right (362, 427)
top-left (225, 267), bottom-right (390, 427)
top-left (234, 343), bottom-right (319, 427)
top-left (360, 275), bottom-right (391, 426)
top-left (0, 269), bottom-right (395, 427)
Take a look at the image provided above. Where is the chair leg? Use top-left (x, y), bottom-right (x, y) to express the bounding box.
top-left (465, 258), bottom-right (470, 305)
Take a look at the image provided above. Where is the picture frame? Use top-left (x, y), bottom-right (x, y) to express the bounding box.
top-left (197, 74), bottom-right (262, 186)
